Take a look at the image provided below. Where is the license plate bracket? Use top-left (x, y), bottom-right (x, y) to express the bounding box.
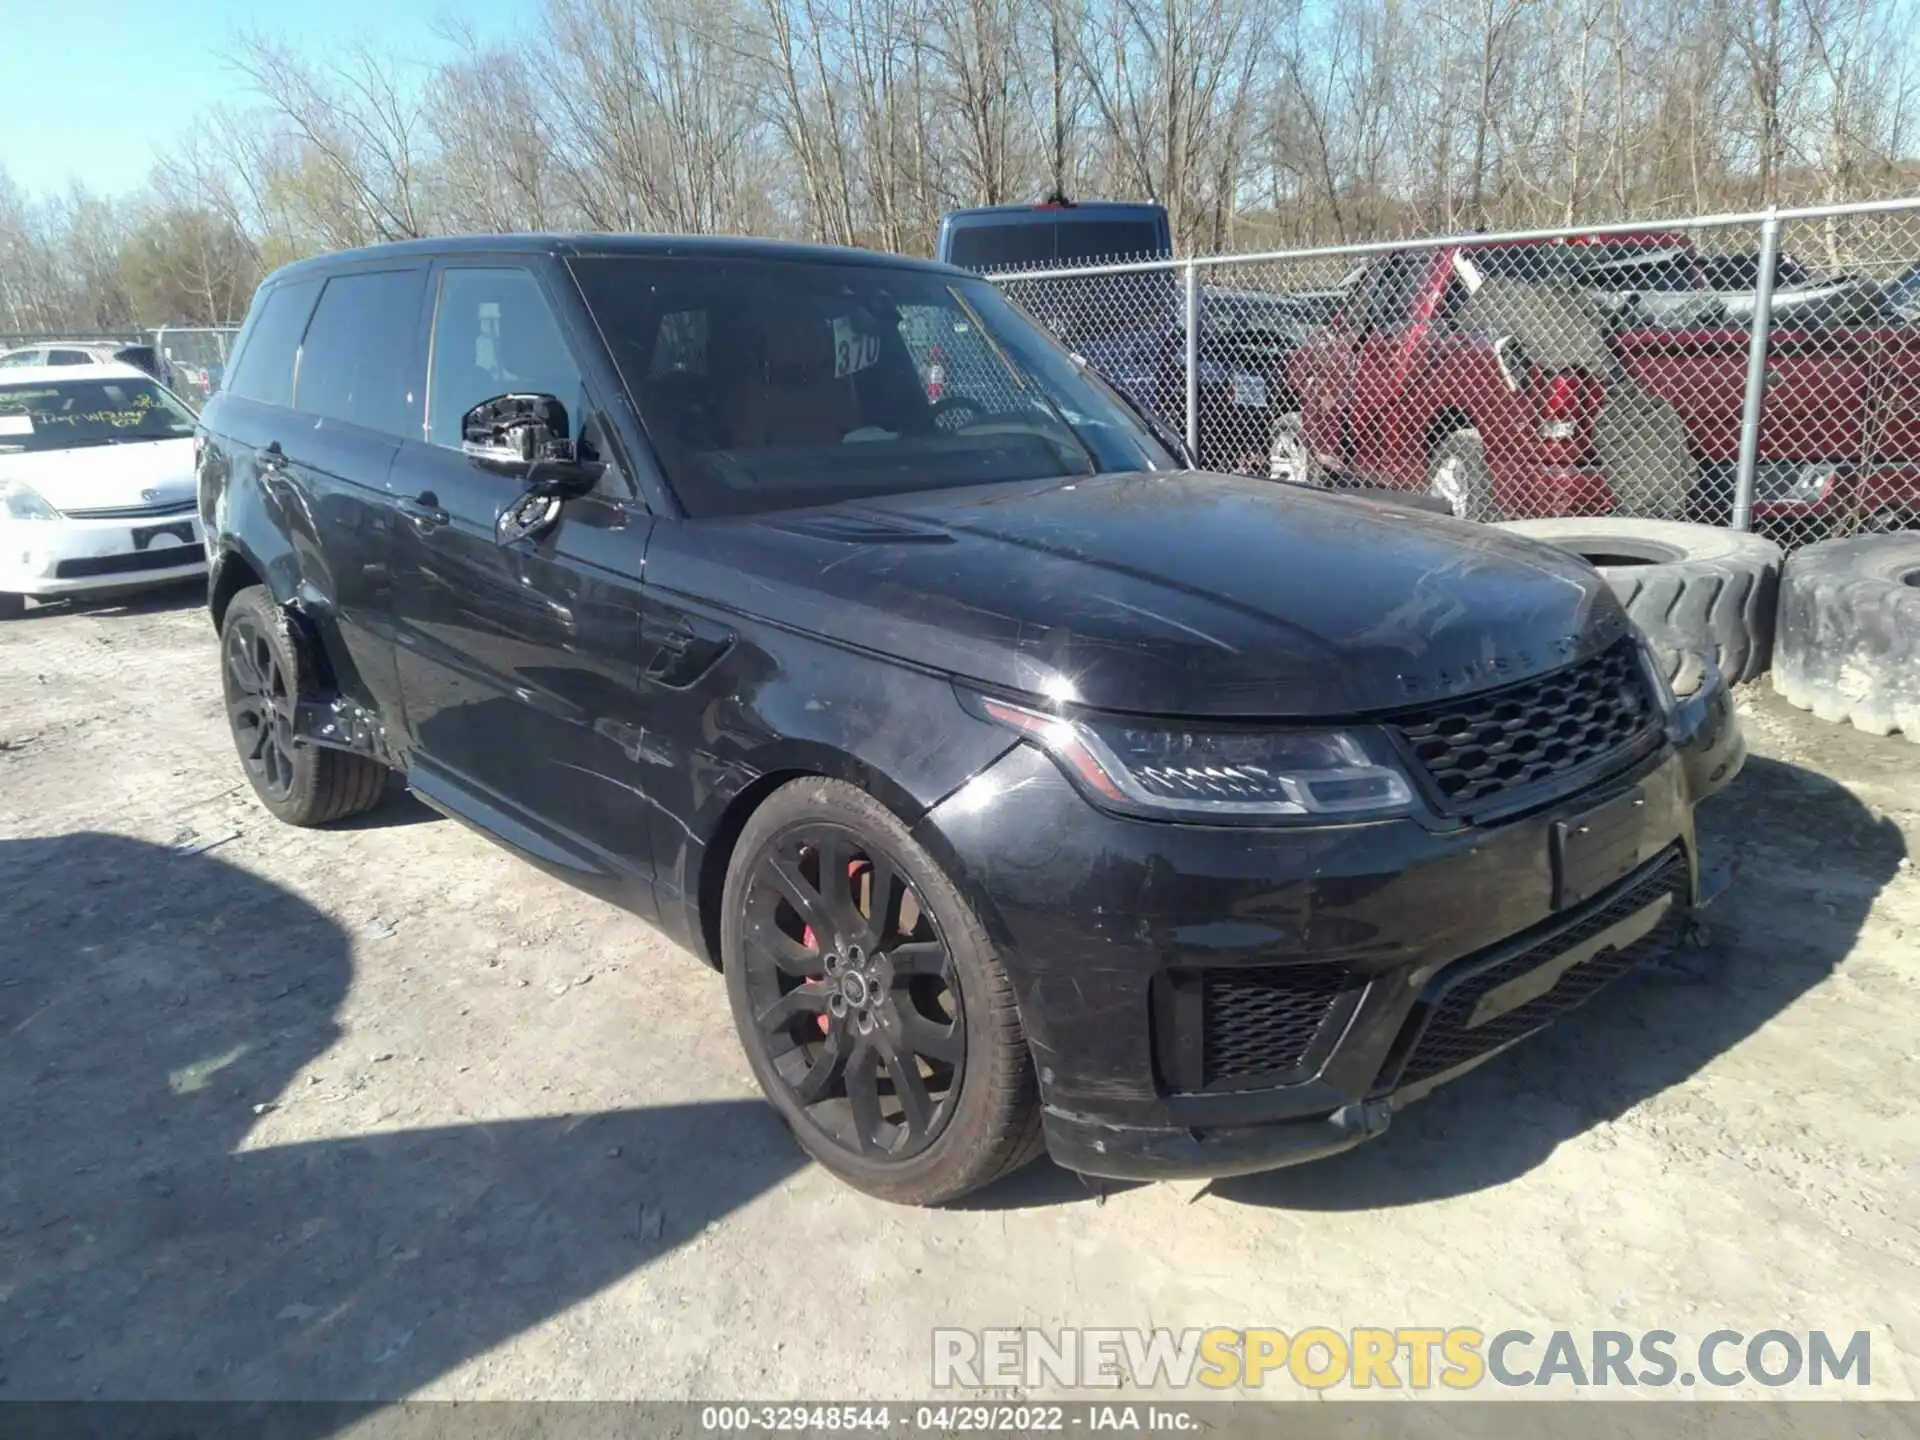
top-left (1552, 786), bottom-right (1650, 909)
top-left (132, 521), bottom-right (195, 551)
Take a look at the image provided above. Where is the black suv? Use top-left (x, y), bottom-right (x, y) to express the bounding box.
top-left (197, 235), bottom-right (1744, 1205)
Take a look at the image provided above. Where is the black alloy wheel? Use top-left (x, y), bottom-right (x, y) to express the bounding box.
top-left (223, 604), bottom-right (298, 803)
top-left (722, 777), bottom-right (1043, 1204)
top-left (737, 824), bottom-right (964, 1161)
top-left (217, 585), bottom-right (388, 826)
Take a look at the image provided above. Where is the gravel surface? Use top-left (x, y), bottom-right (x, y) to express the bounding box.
top-left (2, 581), bottom-right (1915, 1402)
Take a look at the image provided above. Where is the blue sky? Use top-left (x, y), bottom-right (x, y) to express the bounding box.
top-left (0, 0), bottom-right (526, 198)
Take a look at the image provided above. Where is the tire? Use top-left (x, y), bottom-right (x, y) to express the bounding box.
top-left (1771, 533), bottom-right (1920, 741)
top-left (1267, 412), bottom-right (1323, 485)
top-left (721, 777), bottom-right (1043, 1205)
top-left (1496, 518), bottom-right (1782, 691)
top-left (219, 585), bottom-right (389, 826)
top-left (1427, 428), bottom-right (1499, 520)
top-left (0, 592), bottom-right (24, 621)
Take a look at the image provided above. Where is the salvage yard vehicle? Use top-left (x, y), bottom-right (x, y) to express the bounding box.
top-left (198, 235), bottom-right (1745, 1204)
top-left (936, 197), bottom-right (1173, 271)
top-left (0, 362), bottom-right (205, 619)
top-left (0, 340), bottom-right (178, 390)
top-left (1272, 232), bottom-right (1920, 537)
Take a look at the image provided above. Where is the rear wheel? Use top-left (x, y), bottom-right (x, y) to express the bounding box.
top-left (1427, 428), bottom-right (1498, 520)
top-left (0, 592), bottom-right (23, 621)
top-left (220, 585), bottom-right (389, 826)
top-left (722, 777), bottom-right (1042, 1205)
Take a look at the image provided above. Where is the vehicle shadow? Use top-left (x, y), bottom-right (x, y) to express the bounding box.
top-left (1213, 755), bottom-right (1906, 1211)
top-left (0, 831), bottom-right (803, 1405)
top-left (328, 780), bottom-right (445, 831)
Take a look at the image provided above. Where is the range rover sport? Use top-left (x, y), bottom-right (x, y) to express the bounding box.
top-left (196, 235), bottom-right (1744, 1204)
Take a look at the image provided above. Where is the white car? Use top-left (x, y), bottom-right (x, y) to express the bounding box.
top-left (0, 362), bottom-right (205, 619)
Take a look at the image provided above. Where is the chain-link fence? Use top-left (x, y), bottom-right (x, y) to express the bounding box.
top-left (149, 326), bottom-right (241, 407)
top-left (0, 326), bottom-right (240, 408)
top-left (989, 197), bottom-right (1920, 550)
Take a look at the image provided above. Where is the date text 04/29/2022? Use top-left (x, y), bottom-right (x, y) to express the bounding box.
top-left (698, 1404), bottom-right (1201, 1432)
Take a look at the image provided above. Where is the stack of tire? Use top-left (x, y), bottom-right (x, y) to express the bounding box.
top-left (1771, 534), bottom-right (1920, 742)
top-left (1494, 518), bottom-right (1919, 744)
top-left (1495, 518), bottom-right (1782, 697)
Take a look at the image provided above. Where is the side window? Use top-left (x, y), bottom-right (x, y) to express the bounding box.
top-left (47, 349), bottom-right (92, 366)
top-left (0, 350), bottom-right (39, 368)
top-left (227, 278), bottom-right (322, 408)
top-left (295, 268), bottom-right (425, 436)
top-left (427, 267), bottom-right (584, 448)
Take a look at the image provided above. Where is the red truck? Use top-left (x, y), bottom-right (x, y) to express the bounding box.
top-left (1272, 234), bottom-right (1920, 537)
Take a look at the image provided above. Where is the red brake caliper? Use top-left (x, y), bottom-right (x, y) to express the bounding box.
top-left (802, 858), bottom-right (872, 1035)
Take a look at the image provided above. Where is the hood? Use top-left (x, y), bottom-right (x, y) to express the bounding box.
top-left (648, 472), bottom-right (1630, 719)
top-left (1, 438), bottom-right (196, 514)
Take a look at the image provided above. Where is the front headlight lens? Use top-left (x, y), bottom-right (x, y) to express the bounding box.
top-left (975, 695), bottom-right (1414, 821)
top-left (0, 478), bottom-right (59, 521)
top-left (1753, 461), bottom-right (1838, 505)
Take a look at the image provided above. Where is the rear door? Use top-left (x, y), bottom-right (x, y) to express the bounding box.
top-left (282, 265), bottom-right (429, 717)
top-left (204, 272), bottom-right (411, 725)
top-left (386, 258), bottom-right (658, 890)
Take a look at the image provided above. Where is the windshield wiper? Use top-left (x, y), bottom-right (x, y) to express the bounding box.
top-left (946, 287), bottom-right (1099, 476)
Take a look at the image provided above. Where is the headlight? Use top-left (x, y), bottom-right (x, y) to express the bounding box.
top-left (0, 478), bottom-right (58, 521)
top-left (970, 694), bottom-right (1415, 822)
top-left (1753, 462), bottom-right (1838, 506)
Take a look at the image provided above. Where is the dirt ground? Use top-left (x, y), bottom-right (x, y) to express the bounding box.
top-left (1, 580), bottom-right (1916, 1405)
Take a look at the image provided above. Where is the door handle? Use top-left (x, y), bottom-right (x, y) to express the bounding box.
top-left (397, 492), bottom-right (450, 530)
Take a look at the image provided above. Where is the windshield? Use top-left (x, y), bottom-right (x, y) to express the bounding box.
top-left (0, 376), bottom-right (195, 453)
top-left (947, 219), bottom-right (1167, 271)
top-left (571, 256), bottom-right (1174, 519)
top-left (1465, 242), bottom-right (1700, 293)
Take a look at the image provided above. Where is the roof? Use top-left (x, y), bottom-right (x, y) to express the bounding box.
top-left (0, 341), bottom-right (131, 357)
top-left (263, 233), bottom-right (970, 288)
top-left (941, 201), bottom-right (1169, 224)
top-left (0, 361), bottom-right (152, 386)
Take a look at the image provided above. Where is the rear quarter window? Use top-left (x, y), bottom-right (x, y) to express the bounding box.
top-left (227, 278), bottom-right (322, 409)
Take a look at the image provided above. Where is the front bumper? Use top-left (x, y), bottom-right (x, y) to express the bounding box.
top-left (0, 512), bottom-right (206, 598)
top-left (917, 671), bottom-right (1741, 1182)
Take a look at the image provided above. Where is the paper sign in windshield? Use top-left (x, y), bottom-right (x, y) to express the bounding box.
top-left (832, 318), bottom-right (881, 379)
top-left (0, 415), bottom-right (32, 435)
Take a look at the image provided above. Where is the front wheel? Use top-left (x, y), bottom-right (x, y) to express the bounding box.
top-left (1267, 412), bottom-right (1323, 485)
top-left (0, 592), bottom-right (23, 621)
top-left (1427, 428), bottom-right (1499, 521)
top-left (722, 777), bottom-right (1043, 1205)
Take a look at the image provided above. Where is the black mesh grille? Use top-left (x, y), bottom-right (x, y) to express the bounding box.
top-left (1392, 848), bottom-right (1687, 1088)
top-left (1387, 640), bottom-right (1658, 808)
top-left (1201, 965), bottom-right (1355, 1086)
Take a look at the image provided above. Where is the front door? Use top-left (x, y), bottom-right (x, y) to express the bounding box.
top-left (386, 260), bottom-right (659, 893)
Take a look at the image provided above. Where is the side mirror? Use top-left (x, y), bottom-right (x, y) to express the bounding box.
top-left (461, 393), bottom-right (607, 545)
